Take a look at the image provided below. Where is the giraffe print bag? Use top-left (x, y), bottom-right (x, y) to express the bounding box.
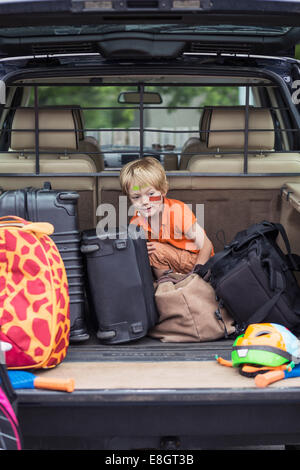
top-left (0, 216), bottom-right (70, 369)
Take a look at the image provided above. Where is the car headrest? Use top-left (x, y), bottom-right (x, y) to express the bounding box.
top-left (199, 107), bottom-right (211, 143)
top-left (10, 108), bottom-right (79, 151)
top-left (203, 106), bottom-right (275, 151)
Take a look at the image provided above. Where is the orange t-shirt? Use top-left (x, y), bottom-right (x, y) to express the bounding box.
top-left (130, 197), bottom-right (202, 254)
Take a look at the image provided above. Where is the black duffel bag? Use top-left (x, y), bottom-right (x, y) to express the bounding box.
top-left (197, 221), bottom-right (300, 334)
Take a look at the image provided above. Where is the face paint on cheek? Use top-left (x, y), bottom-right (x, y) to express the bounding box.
top-left (149, 195), bottom-right (162, 202)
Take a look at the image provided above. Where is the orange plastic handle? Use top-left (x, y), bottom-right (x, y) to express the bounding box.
top-left (255, 370), bottom-right (285, 388)
top-left (34, 377), bottom-right (75, 393)
top-left (216, 356), bottom-right (233, 367)
top-left (242, 364), bottom-right (289, 374)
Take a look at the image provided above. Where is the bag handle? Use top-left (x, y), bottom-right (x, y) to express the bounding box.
top-left (0, 216), bottom-right (54, 235)
top-left (272, 222), bottom-right (300, 271)
top-left (247, 289), bottom-right (284, 324)
top-left (272, 222), bottom-right (292, 254)
top-left (156, 270), bottom-right (193, 285)
top-left (22, 222), bottom-right (54, 235)
top-left (157, 265), bottom-right (210, 285)
top-left (0, 215), bottom-right (27, 223)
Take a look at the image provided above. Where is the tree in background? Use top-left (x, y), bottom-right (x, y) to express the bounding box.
top-left (33, 84), bottom-right (239, 130)
top-left (32, 85), bottom-right (136, 129)
top-left (155, 86), bottom-right (239, 110)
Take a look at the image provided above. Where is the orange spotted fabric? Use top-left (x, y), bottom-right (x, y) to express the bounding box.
top-left (0, 217), bottom-right (70, 369)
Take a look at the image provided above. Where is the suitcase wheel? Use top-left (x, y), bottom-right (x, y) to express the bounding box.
top-left (97, 329), bottom-right (116, 340)
top-left (80, 244), bottom-right (99, 254)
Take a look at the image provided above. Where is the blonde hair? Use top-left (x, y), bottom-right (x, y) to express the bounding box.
top-left (120, 157), bottom-right (169, 195)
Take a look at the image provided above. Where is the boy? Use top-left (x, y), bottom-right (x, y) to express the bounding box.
top-left (120, 157), bottom-right (214, 279)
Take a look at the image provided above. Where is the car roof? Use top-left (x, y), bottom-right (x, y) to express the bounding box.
top-left (0, 0), bottom-right (300, 60)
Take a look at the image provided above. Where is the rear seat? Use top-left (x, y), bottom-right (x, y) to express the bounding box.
top-left (167, 106), bottom-right (300, 251)
top-left (72, 106), bottom-right (105, 172)
top-left (0, 107), bottom-right (98, 229)
top-left (187, 106), bottom-right (300, 174)
top-left (94, 105), bottom-right (300, 252)
top-left (180, 106), bottom-right (212, 169)
top-left (181, 106), bottom-right (273, 169)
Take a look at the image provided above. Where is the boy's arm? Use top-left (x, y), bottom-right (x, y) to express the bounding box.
top-left (186, 222), bottom-right (213, 265)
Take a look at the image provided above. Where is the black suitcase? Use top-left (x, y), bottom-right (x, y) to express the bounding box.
top-left (80, 226), bottom-right (158, 344)
top-left (0, 183), bottom-right (90, 343)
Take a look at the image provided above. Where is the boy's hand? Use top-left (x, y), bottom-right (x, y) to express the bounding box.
top-left (147, 242), bottom-right (157, 254)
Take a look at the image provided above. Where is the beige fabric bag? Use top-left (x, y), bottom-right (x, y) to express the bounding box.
top-left (149, 271), bottom-right (235, 342)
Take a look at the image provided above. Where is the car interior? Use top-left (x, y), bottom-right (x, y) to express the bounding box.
top-left (0, 70), bottom-right (299, 346)
top-left (0, 77), bottom-right (299, 258)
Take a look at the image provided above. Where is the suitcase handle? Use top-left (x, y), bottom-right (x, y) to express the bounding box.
top-left (58, 193), bottom-right (80, 201)
top-left (42, 182), bottom-right (79, 201)
top-left (80, 244), bottom-right (99, 254)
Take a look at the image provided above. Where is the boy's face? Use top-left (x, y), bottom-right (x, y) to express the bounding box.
top-left (129, 184), bottom-right (165, 218)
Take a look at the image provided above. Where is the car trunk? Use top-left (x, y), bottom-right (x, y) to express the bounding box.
top-left (1, 0), bottom-right (300, 448)
top-left (0, 68), bottom-right (298, 448)
top-left (14, 176), bottom-right (300, 450)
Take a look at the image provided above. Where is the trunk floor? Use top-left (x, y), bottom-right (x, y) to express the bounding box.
top-left (34, 359), bottom-right (300, 390)
top-left (31, 337), bottom-right (300, 390)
